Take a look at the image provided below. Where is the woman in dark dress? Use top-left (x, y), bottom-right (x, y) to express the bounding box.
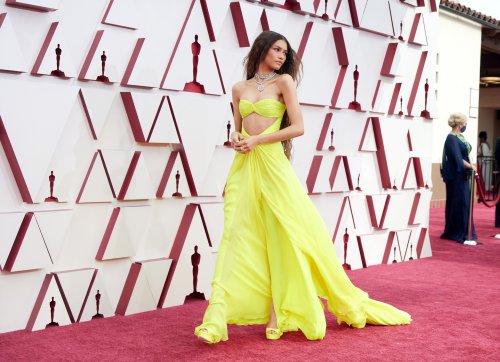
top-left (441, 112), bottom-right (477, 245)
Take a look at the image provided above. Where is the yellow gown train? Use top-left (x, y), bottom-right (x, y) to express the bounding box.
top-left (194, 99), bottom-right (411, 342)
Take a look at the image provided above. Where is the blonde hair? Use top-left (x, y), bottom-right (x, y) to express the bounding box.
top-left (448, 112), bottom-right (467, 128)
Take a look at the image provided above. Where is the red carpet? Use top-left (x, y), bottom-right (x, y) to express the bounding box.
top-left (1, 205), bottom-right (500, 361)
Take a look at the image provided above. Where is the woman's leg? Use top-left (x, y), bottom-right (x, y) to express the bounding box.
top-left (266, 301), bottom-right (278, 329)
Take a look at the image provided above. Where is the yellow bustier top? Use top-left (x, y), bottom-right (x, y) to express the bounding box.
top-left (239, 99), bottom-right (286, 136)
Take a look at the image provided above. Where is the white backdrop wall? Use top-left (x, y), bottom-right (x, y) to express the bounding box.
top-left (0, 0), bottom-right (437, 333)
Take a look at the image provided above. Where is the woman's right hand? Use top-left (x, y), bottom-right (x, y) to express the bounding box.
top-left (231, 131), bottom-right (244, 150)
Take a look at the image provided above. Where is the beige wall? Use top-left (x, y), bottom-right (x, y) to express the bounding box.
top-left (432, 10), bottom-right (483, 202)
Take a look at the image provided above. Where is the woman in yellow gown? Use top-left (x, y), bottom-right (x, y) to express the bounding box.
top-left (195, 31), bottom-right (411, 343)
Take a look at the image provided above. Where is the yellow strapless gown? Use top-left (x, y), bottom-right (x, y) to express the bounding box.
top-left (194, 98), bottom-right (411, 343)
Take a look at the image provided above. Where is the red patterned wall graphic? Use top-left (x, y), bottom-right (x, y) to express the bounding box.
top-left (0, 0), bottom-right (435, 333)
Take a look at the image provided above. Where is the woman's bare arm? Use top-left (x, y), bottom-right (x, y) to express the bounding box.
top-left (231, 82), bottom-right (244, 144)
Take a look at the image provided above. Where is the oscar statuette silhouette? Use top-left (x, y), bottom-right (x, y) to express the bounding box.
top-left (393, 178), bottom-right (398, 190)
top-left (45, 171), bottom-right (59, 202)
top-left (392, 246), bottom-right (397, 264)
top-left (398, 21), bottom-right (404, 41)
top-left (185, 246), bottom-right (205, 301)
top-left (398, 96), bottom-right (404, 116)
top-left (348, 65), bottom-right (362, 111)
top-left (223, 121), bottom-right (232, 147)
top-left (409, 244), bottom-right (414, 260)
top-left (321, 0), bottom-right (329, 20)
top-left (342, 228), bottom-right (351, 271)
top-left (420, 79), bottom-right (431, 119)
top-left (328, 128), bottom-right (335, 151)
top-left (92, 290), bottom-right (104, 319)
top-left (50, 44), bottom-right (66, 77)
top-left (172, 170), bottom-right (182, 197)
top-left (355, 173), bottom-right (362, 191)
top-left (96, 51), bottom-right (110, 82)
top-left (46, 297), bottom-right (59, 328)
top-left (183, 35), bottom-right (205, 93)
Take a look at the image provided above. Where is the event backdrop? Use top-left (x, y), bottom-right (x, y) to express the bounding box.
top-left (0, 0), bottom-right (437, 333)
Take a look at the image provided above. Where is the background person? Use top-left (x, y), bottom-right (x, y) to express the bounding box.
top-left (441, 113), bottom-right (477, 245)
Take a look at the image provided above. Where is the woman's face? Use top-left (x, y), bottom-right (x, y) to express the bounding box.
top-left (263, 40), bottom-right (288, 71)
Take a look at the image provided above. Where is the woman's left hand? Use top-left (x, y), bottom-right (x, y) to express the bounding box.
top-left (234, 135), bottom-right (261, 153)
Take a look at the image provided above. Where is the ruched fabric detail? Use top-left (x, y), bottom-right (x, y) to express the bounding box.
top-left (195, 100), bottom-right (411, 343)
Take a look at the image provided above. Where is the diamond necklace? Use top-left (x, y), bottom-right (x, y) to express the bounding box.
top-left (254, 71), bottom-right (276, 92)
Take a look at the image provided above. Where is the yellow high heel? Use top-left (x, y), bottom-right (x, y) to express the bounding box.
top-left (265, 327), bottom-right (283, 340)
top-left (195, 328), bottom-right (216, 344)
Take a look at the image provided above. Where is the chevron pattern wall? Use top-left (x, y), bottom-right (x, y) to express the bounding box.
top-left (0, 0), bottom-right (437, 333)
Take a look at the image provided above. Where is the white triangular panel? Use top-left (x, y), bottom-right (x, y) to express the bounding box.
top-left (332, 199), bottom-right (356, 245)
top-left (333, 226), bottom-right (363, 270)
top-left (123, 265), bottom-right (156, 315)
top-left (162, 2), bottom-right (223, 94)
top-left (0, 79), bottom-right (78, 202)
top-left (140, 258), bottom-right (172, 305)
top-left (34, 210), bottom-right (72, 264)
top-left (0, 271), bottom-right (46, 333)
top-left (54, 269), bottom-right (95, 321)
top-left (412, 190), bottom-right (431, 225)
top-left (314, 154), bottom-right (335, 193)
top-left (298, 21), bottom-right (339, 106)
top-left (30, 278), bottom-right (72, 331)
top-left (34, 24), bottom-right (78, 77)
top-left (382, 193), bottom-right (414, 230)
top-left (80, 29), bottom-right (137, 82)
top-left (0, 213), bottom-right (25, 269)
top-left (360, 0), bottom-right (394, 36)
top-left (331, 157), bottom-right (350, 192)
top-left (359, 118), bottom-right (377, 151)
top-left (11, 217), bottom-right (52, 272)
top-left (0, 13), bottom-right (28, 72)
top-left (349, 194), bottom-right (372, 235)
top-left (368, 194), bottom-right (389, 228)
top-left (99, 149), bottom-right (133, 195)
top-left (121, 205), bottom-right (153, 258)
top-left (402, 158), bottom-right (418, 189)
top-left (125, 1), bottom-right (192, 88)
top-left (359, 233), bottom-right (387, 266)
top-left (162, 211), bottom-right (215, 308)
top-left (142, 199), bottom-right (187, 260)
top-left (102, 0), bottom-right (141, 29)
top-left (78, 273), bottom-right (113, 322)
top-left (148, 99), bottom-right (180, 144)
top-left (162, 154), bottom-right (191, 199)
top-left (409, 13), bottom-right (428, 45)
top-left (100, 210), bottom-right (135, 261)
top-left (198, 203), bottom-right (225, 252)
top-left (120, 155), bottom-right (155, 200)
top-left (233, 1), bottom-right (266, 45)
top-left (334, 0), bottom-right (354, 26)
top-left (200, 146), bottom-right (235, 196)
top-left (168, 94), bottom-right (226, 194)
top-left (310, 193), bottom-right (345, 238)
top-left (77, 153), bottom-right (115, 203)
top-left (395, 229), bottom-right (412, 262)
top-left (96, 258), bottom-right (132, 312)
top-left (79, 88), bottom-right (116, 140)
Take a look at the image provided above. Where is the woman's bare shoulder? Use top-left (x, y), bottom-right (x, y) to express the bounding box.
top-left (232, 80), bottom-right (248, 95)
top-left (276, 73), bottom-right (295, 89)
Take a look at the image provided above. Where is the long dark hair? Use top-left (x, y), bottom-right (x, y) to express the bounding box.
top-left (243, 31), bottom-right (302, 159)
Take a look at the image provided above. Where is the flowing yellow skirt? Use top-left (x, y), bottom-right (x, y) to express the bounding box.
top-left (195, 135), bottom-right (411, 343)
